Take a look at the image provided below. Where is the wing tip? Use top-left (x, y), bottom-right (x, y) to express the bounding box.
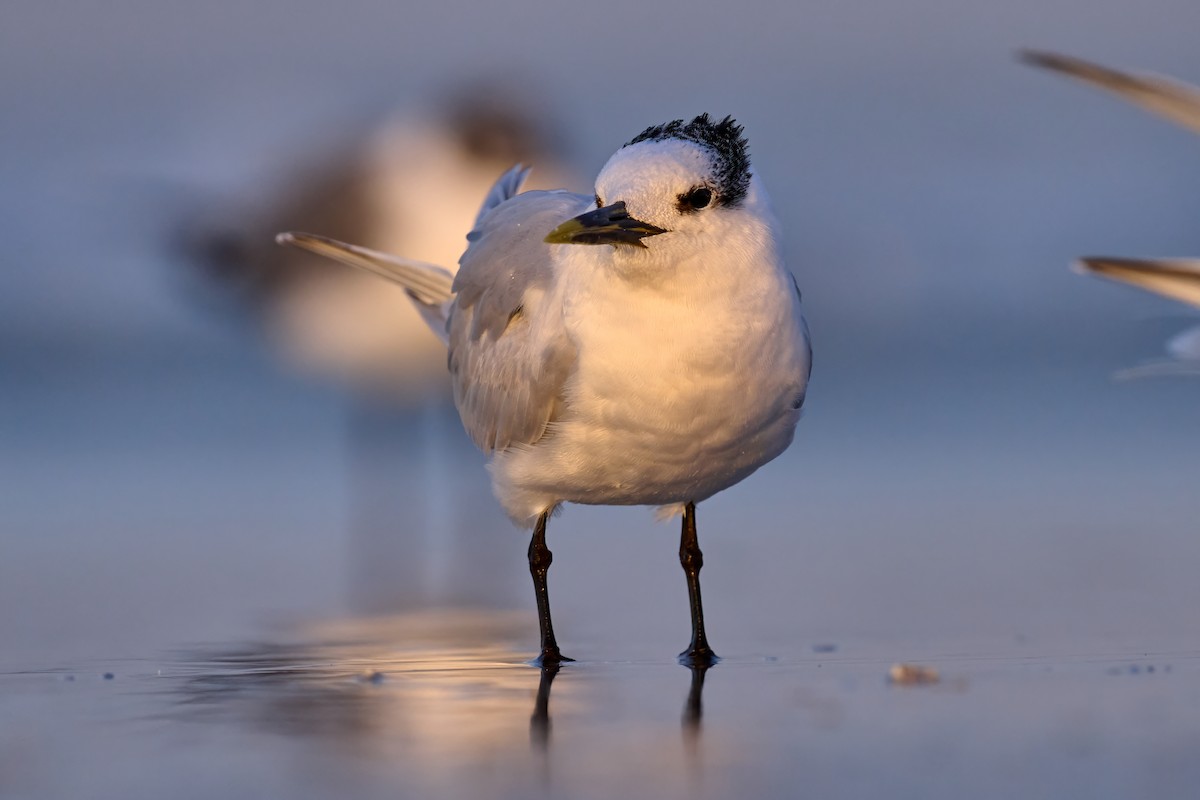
top-left (275, 231), bottom-right (336, 251)
top-left (1073, 256), bottom-right (1152, 276)
top-left (1017, 48), bottom-right (1061, 69)
top-left (1017, 48), bottom-right (1097, 77)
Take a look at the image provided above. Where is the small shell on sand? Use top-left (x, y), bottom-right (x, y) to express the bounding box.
top-left (888, 663), bottom-right (940, 686)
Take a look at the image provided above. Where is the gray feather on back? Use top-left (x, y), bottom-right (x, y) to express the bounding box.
top-left (449, 187), bottom-right (591, 453)
top-left (472, 164), bottom-right (532, 230)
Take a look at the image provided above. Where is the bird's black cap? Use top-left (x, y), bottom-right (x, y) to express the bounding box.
top-left (624, 114), bottom-right (751, 207)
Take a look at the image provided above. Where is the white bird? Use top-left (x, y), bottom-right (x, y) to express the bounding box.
top-left (1023, 51), bottom-right (1200, 375)
top-left (279, 114), bottom-right (812, 665)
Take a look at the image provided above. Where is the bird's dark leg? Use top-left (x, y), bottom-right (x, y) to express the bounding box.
top-left (679, 502), bottom-right (719, 665)
top-left (529, 511), bottom-right (573, 665)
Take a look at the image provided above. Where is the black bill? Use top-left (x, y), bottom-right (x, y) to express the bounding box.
top-left (544, 201), bottom-right (668, 248)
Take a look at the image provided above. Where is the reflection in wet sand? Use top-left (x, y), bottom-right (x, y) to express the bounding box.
top-left (530, 662), bottom-right (560, 751)
top-left (160, 610), bottom-right (722, 797)
top-left (21, 626), bottom-right (1200, 799)
top-left (682, 663), bottom-right (709, 733)
top-left (169, 611), bottom-right (546, 743)
top-left (681, 663), bottom-right (710, 793)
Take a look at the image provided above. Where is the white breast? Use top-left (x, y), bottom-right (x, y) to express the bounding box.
top-left (491, 241), bottom-right (809, 525)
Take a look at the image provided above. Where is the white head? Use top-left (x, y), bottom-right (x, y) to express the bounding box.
top-left (544, 115), bottom-right (778, 278)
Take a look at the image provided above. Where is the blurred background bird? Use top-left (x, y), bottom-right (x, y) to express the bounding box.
top-left (1023, 50), bottom-right (1200, 377)
top-left (178, 83), bottom-right (578, 399)
top-left (175, 83), bottom-right (582, 613)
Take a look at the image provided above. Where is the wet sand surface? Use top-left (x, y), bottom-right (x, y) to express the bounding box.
top-left (4, 345), bottom-right (1199, 799)
top-left (5, 615), bottom-right (1200, 800)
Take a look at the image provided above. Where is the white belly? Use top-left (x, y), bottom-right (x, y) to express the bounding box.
top-left (491, 255), bottom-right (809, 525)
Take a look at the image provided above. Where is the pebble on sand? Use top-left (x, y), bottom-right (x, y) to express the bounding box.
top-left (888, 663), bottom-right (940, 686)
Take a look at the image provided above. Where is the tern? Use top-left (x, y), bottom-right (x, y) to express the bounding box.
top-left (279, 114), bottom-right (812, 665)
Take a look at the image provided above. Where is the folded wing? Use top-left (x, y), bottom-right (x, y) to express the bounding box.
top-left (450, 189), bottom-right (592, 453)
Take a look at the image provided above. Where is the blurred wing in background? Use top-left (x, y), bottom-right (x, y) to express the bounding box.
top-left (1024, 51), bottom-right (1200, 377)
top-left (1075, 258), bottom-right (1200, 378)
top-left (1021, 50), bottom-right (1200, 136)
top-left (1076, 258), bottom-right (1200, 309)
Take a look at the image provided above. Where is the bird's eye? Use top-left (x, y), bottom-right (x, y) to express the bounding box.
top-left (594, 194), bottom-right (603, 208)
top-left (677, 186), bottom-right (713, 213)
